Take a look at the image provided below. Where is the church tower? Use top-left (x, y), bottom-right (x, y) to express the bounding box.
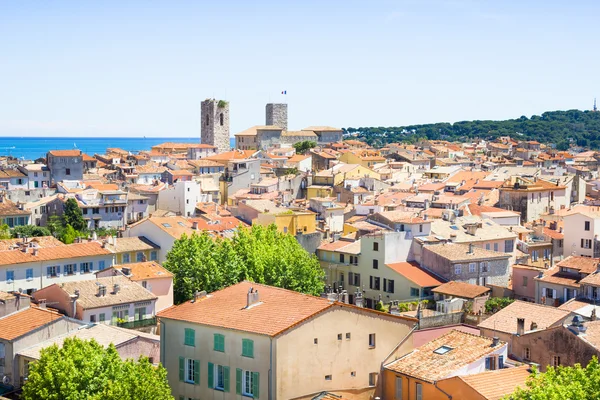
top-left (201, 99), bottom-right (230, 153)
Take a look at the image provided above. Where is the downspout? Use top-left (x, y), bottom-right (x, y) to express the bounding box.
top-left (434, 380), bottom-right (452, 399)
top-left (381, 324), bottom-right (418, 400)
top-left (269, 336), bottom-right (273, 400)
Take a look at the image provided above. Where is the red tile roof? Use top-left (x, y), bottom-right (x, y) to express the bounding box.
top-left (432, 281), bottom-right (490, 298)
top-left (48, 150), bottom-right (82, 157)
top-left (0, 307), bottom-right (64, 340)
top-left (0, 241), bottom-right (112, 266)
top-left (386, 261), bottom-right (445, 287)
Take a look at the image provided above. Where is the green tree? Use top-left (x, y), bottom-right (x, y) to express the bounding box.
top-left (507, 357), bottom-right (600, 399)
top-left (11, 225), bottom-right (52, 238)
top-left (0, 224), bottom-right (11, 239)
top-left (46, 215), bottom-right (64, 236)
top-left (21, 337), bottom-right (173, 400)
top-left (485, 297), bottom-right (515, 314)
top-left (556, 140), bottom-right (570, 151)
top-left (293, 140), bottom-right (317, 155)
top-left (63, 198), bottom-right (87, 232)
top-left (164, 224), bottom-right (325, 304)
top-left (60, 224), bottom-right (82, 244)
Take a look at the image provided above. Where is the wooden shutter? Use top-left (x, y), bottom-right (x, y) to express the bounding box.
top-left (223, 366), bottom-right (230, 392)
top-left (582, 238), bottom-right (585, 248)
top-left (348, 272), bottom-right (354, 286)
top-left (252, 371), bottom-right (260, 398)
top-left (178, 357), bottom-right (184, 381)
top-left (208, 362), bottom-right (214, 389)
top-left (193, 360), bottom-right (200, 384)
top-left (236, 368), bottom-right (242, 395)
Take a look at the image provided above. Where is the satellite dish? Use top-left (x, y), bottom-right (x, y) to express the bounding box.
top-left (2, 375), bottom-right (11, 384)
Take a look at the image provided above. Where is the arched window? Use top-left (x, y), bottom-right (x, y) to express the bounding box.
top-left (206, 115), bottom-right (209, 126)
top-left (219, 113), bottom-right (224, 126)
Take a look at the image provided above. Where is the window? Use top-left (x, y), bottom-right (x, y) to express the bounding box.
top-left (99, 313), bottom-right (105, 323)
top-left (532, 250), bottom-right (538, 262)
top-left (523, 276), bottom-right (528, 287)
top-left (150, 251), bottom-right (158, 261)
top-left (485, 243), bottom-right (491, 250)
top-left (26, 268), bottom-right (33, 281)
top-left (373, 259), bottom-right (378, 269)
top-left (485, 356), bottom-right (497, 370)
top-left (482, 262), bottom-right (489, 273)
top-left (66, 168), bottom-right (71, 175)
top-left (239, 370), bottom-right (259, 397)
top-left (123, 253), bottom-right (130, 263)
top-left (434, 345), bottom-right (453, 354)
top-left (6, 270), bottom-right (14, 283)
top-left (242, 338), bottom-right (254, 358)
top-left (339, 253), bottom-right (345, 263)
top-left (525, 347), bottom-right (531, 360)
top-left (337, 333), bottom-right (342, 340)
top-left (494, 243), bottom-right (499, 252)
top-left (373, 242), bottom-right (379, 251)
top-left (184, 328), bottom-right (195, 346)
top-left (416, 383), bottom-right (423, 400)
top-left (346, 332), bottom-right (351, 339)
top-left (214, 333), bottom-right (225, 352)
top-left (386, 279), bottom-right (395, 293)
top-left (83, 208), bottom-right (88, 215)
top-left (454, 264), bottom-right (462, 275)
top-left (180, 358), bottom-right (199, 385)
top-left (585, 221), bottom-right (591, 231)
top-left (395, 376), bottom-right (403, 399)
top-left (219, 113), bottom-right (224, 126)
top-left (410, 287), bottom-right (420, 297)
top-left (582, 239), bottom-right (593, 249)
top-left (469, 263), bottom-right (476, 273)
top-left (505, 239), bottom-right (515, 252)
top-left (351, 371), bottom-right (356, 377)
top-left (369, 372), bottom-right (377, 386)
top-left (325, 375), bottom-right (332, 381)
top-left (419, 224), bottom-right (423, 233)
top-left (90, 314), bottom-right (96, 323)
top-left (314, 338), bottom-right (318, 344)
top-left (142, 280), bottom-right (148, 289)
top-left (373, 277), bottom-right (380, 290)
top-left (99, 260), bottom-right (105, 270)
top-left (213, 364), bottom-right (229, 391)
top-left (552, 356), bottom-right (561, 367)
top-left (64, 264), bottom-right (76, 275)
top-left (544, 248), bottom-right (551, 260)
top-left (46, 265), bottom-right (59, 277)
top-left (80, 262), bottom-right (92, 273)
top-left (369, 333), bottom-right (376, 348)
top-left (136, 252), bottom-right (144, 262)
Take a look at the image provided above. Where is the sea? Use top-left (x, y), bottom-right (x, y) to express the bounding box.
top-left (0, 137), bottom-right (237, 160)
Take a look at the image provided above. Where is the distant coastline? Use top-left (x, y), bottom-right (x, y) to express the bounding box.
top-left (0, 137), bottom-right (237, 160)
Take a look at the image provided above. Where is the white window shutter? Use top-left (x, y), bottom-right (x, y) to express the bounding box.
top-left (553, 289), bottom-right (557, 299)
top-left (542, 288), bottom-right (546, 297)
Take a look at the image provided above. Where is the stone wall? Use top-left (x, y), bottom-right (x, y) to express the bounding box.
top-left (200, 99), bottom-right (230, 153)
top-left (265, 103), bottom-right (288, 130)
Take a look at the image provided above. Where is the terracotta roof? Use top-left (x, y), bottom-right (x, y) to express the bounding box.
top-left (432, 281), bottom-right (490, 299)
top-left (0, 236), bottom-right (64, 251)
top-left (205, 150), bottom-right (256, 162)
top-left (386, 261), bottom-right (445, 287)
top-left (423, 243), bottom-right (511, 263)
top-left (48, 150), bottom-right (82, 157)
top-left (451, 365), bottom-right (531, 400)
top-left (158, 281), bottom-right (415, 337)
top-left (130, 216), bottom-right (195, 239)
top-left (0, 199), bottom-right (31, 216)
top-left (187, 217), bottom-right (247, 232)
top-left (112, 236), bottom-right (160, 253)
top-left (36, 276), bottom-right (157, 310)
top-left (478, 300), bottom-right (571, 334)
top-left (535, 265), bottom-right (581, 288)
top-left (0, 241), bottom-right (112, 266)
top-left (0, 307), bottom-right (65, 341)
top-left (557, 256), bottom-right (600, 274)
top-left (543, 227), bottom-right (564, 240)
top-left (384, 330), bottom-right (504, 382)
top-left (112, 261), bottom-right (173, 281)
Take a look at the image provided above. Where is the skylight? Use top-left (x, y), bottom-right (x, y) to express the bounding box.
top-left (450, 225), bottom-right (459, 230)
top-left (162, 223), bottom-right (171, 228)
top-left (178, 222), bottom-right (186, 227)
top-left (433, 345), bottom-right (453, 355)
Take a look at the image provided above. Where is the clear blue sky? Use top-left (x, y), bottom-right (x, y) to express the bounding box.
top-left (1, 1), bottom-right (598, 137)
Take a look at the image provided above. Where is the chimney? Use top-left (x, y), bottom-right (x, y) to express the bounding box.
top-left (468, 243), bottom-right (474, 254)
top-left (97, 284), bottom-right (107, 297)
top-left (113, 283), bottom-right (120, 294)
top-left (517, 317), bottom-right (525, 336)
top-left (592, 308), bottom-right (597, 322)
top-left (102, 241), bottom-right (107, 248)
top-left (246, 287), bottom-right (260, 308)
top-left (33, 248), bottom-right (39, 256)
top-left (192, 221), bottom-right (198, 230)
top-left (192, 290), bottom-right (207, 302)
top-left (354, 290), bottom-right (364, 308)
top-left (122, 267), bottom-right (131, 276)
top-left (492, 337), bottom-right (499, 347)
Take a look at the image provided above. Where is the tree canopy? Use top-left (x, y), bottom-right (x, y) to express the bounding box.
top-left (344, 109), bottom-right (600, 149)
top-left (63, 198), bottom-right (87, 232)
top-left (164, 224), bottom-right (325, 304)
top-left (507, 357), bottom-right (600, 399)
top-left (11, 225), bottom-right (52, 238)
top-left (293, 140), bottom-right (317, 154)
top-left (21, 337), bottom-right (173, 400)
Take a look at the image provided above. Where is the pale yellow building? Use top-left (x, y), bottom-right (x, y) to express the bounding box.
top-left (158, 281), bottom-right (417, 400)
top-left (338, 151), bottom-right (386, 169)
top-left (254, 210), bottom-right (316, 235)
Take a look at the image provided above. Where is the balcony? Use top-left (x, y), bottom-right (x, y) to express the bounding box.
top-left (117, 316), bottom-right (156, 329)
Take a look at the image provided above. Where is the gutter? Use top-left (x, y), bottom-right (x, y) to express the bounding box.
top-left (434, 380), bottom-right (452, 399)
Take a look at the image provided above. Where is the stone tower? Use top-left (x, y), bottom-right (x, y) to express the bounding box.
top-left (201, 99), bottom-right (230, 153)
top-left (265, 103), bottom-right (288, 131)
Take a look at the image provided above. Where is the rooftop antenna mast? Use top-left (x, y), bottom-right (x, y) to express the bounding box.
top-left (595, 98), bottom-right (598, 112)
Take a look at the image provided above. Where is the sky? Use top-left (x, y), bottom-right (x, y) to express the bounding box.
top-left (1, 0), bottom-right (599, 138)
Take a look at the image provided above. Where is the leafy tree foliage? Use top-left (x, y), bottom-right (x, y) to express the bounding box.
top-left (63, 198), bottom-right (87, 232)
top-left (507, 357), bottom-right (600, 399)
top-left (344, 109), bottom-right (600, 148)
top-left (11, 225), bottom-right (52, 238)
top-left (293, 140), bottom-right (317, 154)
top-left (21, 337), bottom-right (173, 400)
top-left (0, 224), bottom-right (11, 239)
top-left (485, 297), bottom-right (515, 314)
top-left (164, 224), bottom-right (325, 304)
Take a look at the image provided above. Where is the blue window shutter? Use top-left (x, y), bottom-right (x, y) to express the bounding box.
top-left (252, 371), bottom-right (260, 398)
top-left (499, 355), bottom-right (504, 369)
top-left (89, 262), bottom-right (94, 271)
top-left (223, 366), bottom-right (230, 392)
top-left (73, 264), bottom-right (77, 272)
top-left (178, 357), bottom-right (184, 381)
top-left (485, 357), bottom-right (490, 370)
top-left (46, 266), bottom-right (51, 277)
top-left (236, 368), bottom-right (242, 394)
top-left (208, 362), bottom-right (214, 389)
top-left (56, 265), bottom-right (60, 275)
top-left (193, 360), bottom-right (200, 384)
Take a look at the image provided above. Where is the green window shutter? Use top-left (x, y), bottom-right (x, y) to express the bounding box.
top-left (252, 371), bottom-right (260, 398)
top-left (185, 328), bottom-right (195, 346)
top-left (208, 362), bottom-right (214, 389)
top-left (179, 396), bottom-right (184, 400)
top-left (178, 357), bottom-right (184, 381)
top-left (242, 339), bottom-right (254, 358)
top-left (236, 368), bottom-right (242, 395)
top-left (223, 366), bottom-right (230, 392)
top-left (214, 333), bottom-right (224, 352)
top-left (193, 360), bottom-right (200, 385)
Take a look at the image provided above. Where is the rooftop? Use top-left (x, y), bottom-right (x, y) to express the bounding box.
top-left (432, 281), bottom-right (490, 299)
top-left (448, 365), bottom-right (531, 400)
top-left (112, 236), bottom-right (160, 253)
top-left (424, 243), bottom-right (511, 263)
top-left (0, 307), bottom-right (65, 341)
top-left (386, 261), bottom-right (445, 287)
top-left (478, 300), bottom-right (571, 334)
top-left (0, 241), bottom-right (112, 266)
top-left (109, 261), bottom-right (172, 281)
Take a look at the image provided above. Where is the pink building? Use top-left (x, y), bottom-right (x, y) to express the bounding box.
top-left (512, 265), bottom-right (544, 302)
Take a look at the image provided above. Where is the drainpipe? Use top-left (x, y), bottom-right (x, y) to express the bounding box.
top-left (434, 381), bottom-right (452, 399)
top-left (269, 337), bottom-right (273, 400)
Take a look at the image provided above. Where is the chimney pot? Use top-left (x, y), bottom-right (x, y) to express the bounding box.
top-left (517, 317), bottom-right (525, 336)
top-left (246, 287), bottom-right (260, 308)
top-left (492, 336), bottom-right (499, 347)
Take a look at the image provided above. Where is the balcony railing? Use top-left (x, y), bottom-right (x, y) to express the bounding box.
top-left (117, 316), bottom-right (157, 329)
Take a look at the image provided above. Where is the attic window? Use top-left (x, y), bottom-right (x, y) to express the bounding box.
top-left (433, 345), bottom-right (453, 355)
top-left (162, 223), bottom-right (171, 228)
